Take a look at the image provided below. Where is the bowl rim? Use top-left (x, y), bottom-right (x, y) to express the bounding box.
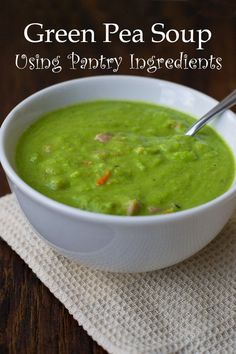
top-left (1, 74), bottom-right (236, 225)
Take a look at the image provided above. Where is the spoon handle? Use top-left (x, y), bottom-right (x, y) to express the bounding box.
top-left (185, 89), bottom-right (236, 136)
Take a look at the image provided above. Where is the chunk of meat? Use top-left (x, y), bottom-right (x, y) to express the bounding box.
top-left (148, 206), bottom-right (163, 214)
top-left (95, 133), bottom-right (113, 143)
top-left (127, 199), bottom-right (141, 216)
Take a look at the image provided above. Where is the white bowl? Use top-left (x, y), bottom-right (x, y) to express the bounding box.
top-left (1, 76), bottom-right (236, 272)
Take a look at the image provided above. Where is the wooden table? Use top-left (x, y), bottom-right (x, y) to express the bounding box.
top-left (0, 1), bottom-right (235, 353)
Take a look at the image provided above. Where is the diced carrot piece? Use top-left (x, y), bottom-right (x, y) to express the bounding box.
top-left (96, 170), bottom-right (111, 186)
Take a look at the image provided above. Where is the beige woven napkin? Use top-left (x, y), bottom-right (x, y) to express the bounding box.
top-left (0, 194), bottom-right (235, 354)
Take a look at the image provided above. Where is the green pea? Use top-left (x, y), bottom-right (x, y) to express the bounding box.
top-left (29, 153), bottom-right (39, 163)
top-left (136, 161), bottom-right (146, 171)
top-left (47, 176), bottom-right (69, 190)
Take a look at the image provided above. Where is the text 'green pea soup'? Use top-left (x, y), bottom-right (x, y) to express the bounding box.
top-left (16, 100), bottom-right (235, 216)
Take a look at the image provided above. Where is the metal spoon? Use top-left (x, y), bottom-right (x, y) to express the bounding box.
top-left (185, 89), bottom-right (236, 136)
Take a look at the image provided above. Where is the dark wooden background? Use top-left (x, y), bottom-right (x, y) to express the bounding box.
top-left (0, 1), bottom-right (235, 353)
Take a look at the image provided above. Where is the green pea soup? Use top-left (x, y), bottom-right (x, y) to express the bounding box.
top-left (15, 100), bottom-right (235, 216)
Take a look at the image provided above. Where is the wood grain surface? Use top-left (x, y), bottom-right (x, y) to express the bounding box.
top-left (0, 1), bottom-right (235, 353)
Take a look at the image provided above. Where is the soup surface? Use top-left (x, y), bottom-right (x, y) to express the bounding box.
top-left (16, 100), bottom-right (235, 216)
